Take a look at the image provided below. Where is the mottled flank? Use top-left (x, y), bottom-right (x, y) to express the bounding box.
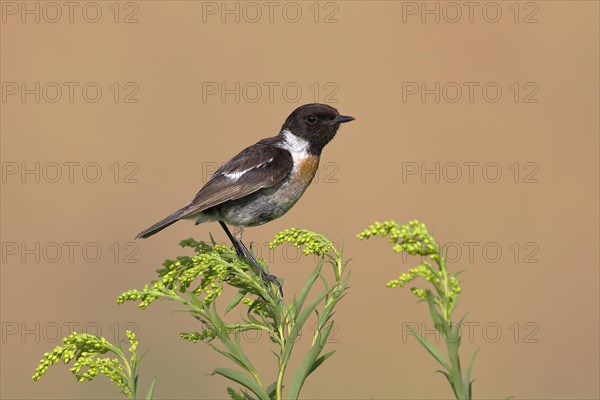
top-left (215, 155), bottom-right (320, 227)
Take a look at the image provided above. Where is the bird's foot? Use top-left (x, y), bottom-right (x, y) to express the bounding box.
top-left (244, 254), bottom-right (283, 297)
top-left (259, 269), bottom-right (283, 297)
top-left (218, 221), bottom-right (283, 297)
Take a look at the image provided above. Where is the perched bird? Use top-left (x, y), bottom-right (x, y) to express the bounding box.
top-left (136, 103), bottom-right (354, 290)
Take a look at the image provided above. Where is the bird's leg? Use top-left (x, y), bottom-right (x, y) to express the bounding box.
top-left (219, 221), bottom-right (283, 296)
top-left (233, 225), bottom-right (244, 242)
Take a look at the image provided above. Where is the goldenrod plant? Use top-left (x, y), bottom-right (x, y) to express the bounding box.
top-left (33, 228), bottom-right (349, 400)
top-left (118, 229), bottom-right (349, 400)
top-left (32, 330), bottom-right (155, 400)
top-left (358, 220), bottom-right (478, 400)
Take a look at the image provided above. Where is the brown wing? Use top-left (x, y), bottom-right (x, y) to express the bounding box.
top-left (134, 137), bottom-right (292, 239)
top-left (182, 137), bottom-right (293, 216)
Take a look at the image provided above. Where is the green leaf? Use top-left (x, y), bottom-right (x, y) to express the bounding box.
top-left (436, 369), bottom-right (459, 398)
top-left (295, 258), bottom-right (325, 316)
top-left (265, 381), bottom-right (278, 399)
top-left (209, 232), bottom-right (217, 245)
top-left (244, 308), bottom-right (267, 328)
top-left (226, 387), bottom-right (246, 400)
top-left (212, 368), bottom-right (269, 400)
top-left (282, 286), bottom-right (335, 366)
top-left (208, 342), bottom-right (250, 373)
top-left (246, 298), bottom-right (263, 316)
top-left (435, 369), bottom-right (453, 387)
top-left (307, 350), bottom-right (336, 377)
top-left (426, 292), bottom-right (444, 329)
top-left (409, 327), bottom-right (448, 369)
top-left (446, 313), bottom-right (468, 344)
top-left (241, 388), bottom-right (258, 400)
top-left (226, 291), bottom-right (246, 314)
top-left (188, 293), bottom-right (205, 310)
top-left (455, 313), bottom-right (467, 334)
top-left (220, 331), bottom-right (260, 378)
top-left (464, 347), bottom-right (480, 400)
top-left (145, 378), bottom-right (156, 400)
top-left (288, 323), bottom-right (334, 399)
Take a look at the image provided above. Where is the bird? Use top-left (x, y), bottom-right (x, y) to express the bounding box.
top-left (135, 103), bottom-right (354, 292)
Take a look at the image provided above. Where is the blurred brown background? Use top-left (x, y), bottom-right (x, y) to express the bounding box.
top-left (1, 1), bottom-right (598, 399)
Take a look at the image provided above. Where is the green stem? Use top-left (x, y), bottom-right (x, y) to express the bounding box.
top-left (250, 369), bottom-right (263, 390)
top-left (444, 329), bottom-right (466, 399)
top-left (276, 362), bottom-right (286, 400)
top-left (127, 362), bottom-right (137, 400)
top-left (437, 250), bottom-right (465, 399)
top-left (276, 325), bottom-right (287, 400)
top-left (435, 250), bottom-right (450, 322)
top-left (109, 344), bottom-right (136, 400)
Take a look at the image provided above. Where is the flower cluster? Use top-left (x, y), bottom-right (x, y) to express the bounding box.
top-left (126, 330), bottom-right (138, 355)
top-left (447, 276), bottom-right (462, 303)
top-left (117, 285), bottom-right (161, 309)
top-left (269, 228), bottom-right (337, 257)
top-left (410, 287), bottom-right (429, 300)
top-left (357, 220), bottom-right (439, 260)
top-left (33, 332), bottom-right (109, 381)
top-left (359, 219), bottom-right (462, 308)
top-left (32, 331), bottom-right (133, 397)
top-left (70, 356), bottom-right (127, 393)
top-left (117, 239), bottom-right (251, 309)
top-left (387, 262), bottom-right (436, 286)
top-left (180, 330), bottom-right (216, 343)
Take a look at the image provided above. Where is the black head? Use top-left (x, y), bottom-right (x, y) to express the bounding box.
top-left (280, 103), bottom-right (354, 154)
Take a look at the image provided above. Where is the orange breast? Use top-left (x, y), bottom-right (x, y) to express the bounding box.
top-left (295, 155), bottom-right (320, 183)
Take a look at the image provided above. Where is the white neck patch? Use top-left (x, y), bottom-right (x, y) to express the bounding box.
top-left (279, 129), bottom-right (309, 156)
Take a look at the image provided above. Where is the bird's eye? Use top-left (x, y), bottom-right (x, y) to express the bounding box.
top-left (306, 115), bottom-right (318, 125)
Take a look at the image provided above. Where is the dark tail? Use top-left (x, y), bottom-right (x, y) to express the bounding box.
top-left (135, 205), bottom-right (194, 239)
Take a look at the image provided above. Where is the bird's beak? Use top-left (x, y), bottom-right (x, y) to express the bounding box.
top-left (330, 115), bottom-right (355, 125)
